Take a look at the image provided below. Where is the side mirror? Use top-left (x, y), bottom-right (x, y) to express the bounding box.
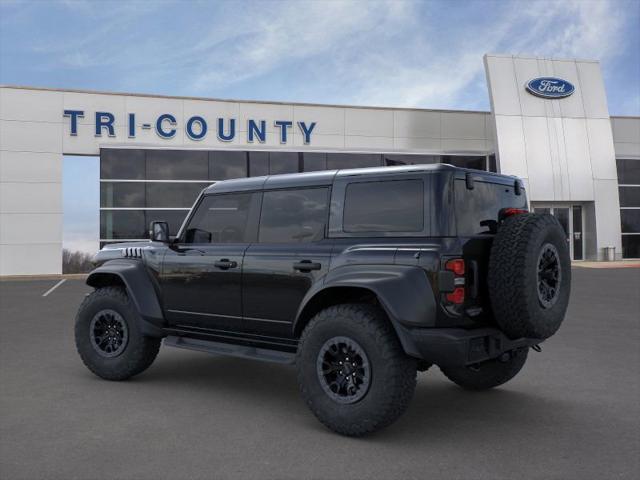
top-left (150, 221), bottom-right (170, 243)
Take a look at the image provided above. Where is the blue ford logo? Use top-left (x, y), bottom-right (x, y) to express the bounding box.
top-left (526, 77), bottom-right (575, 99)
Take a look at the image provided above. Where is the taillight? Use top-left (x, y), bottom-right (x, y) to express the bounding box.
top-left (446, 287), bottom-right (465, 304)
top-left (445, 259), bottom-right (465, 276)
top-left (501, 208), bottom-right (528, 219)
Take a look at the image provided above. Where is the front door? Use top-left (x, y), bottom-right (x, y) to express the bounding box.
top-left (532, 204), bottom-right (583, 260)
top-left (242, 187), bottom-right (332, 338)
top-left (160, 192), bottom-right (260, 331)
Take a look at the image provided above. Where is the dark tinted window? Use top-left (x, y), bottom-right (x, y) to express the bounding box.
top-left (184, 193), bottom-right (257, 243)
top-left (269, 152), bottom-right (299, 174)
top-left (619, 187), bottom-right (640, 207)
top-left (443, 155), bottom-right (486, 171)
top-left (146, 150), bottom-right (208, 180)
top-left (100, 182), bottom-right (145, 208)
top-left (621, 210), bottom-right (640, 233)
top-left (617, 159), bottom-right (640, 184)
top-left (326, 153), bottom-right (382, 170)
top-left (455, 180), bottom-right (527, 235)
top-left (622, 235), bottom-right (640, 258)
top-left (303, 152), bottom-right (327, 172)
top-left (249, 152), bottom-right (269, 177)
top-left (488, 154), bottom-right (497, 173)
top-left (100, 210), bottom-right (146, 239)
top-left (146, 210), bottom-right (188, 237)
top-left (209, 151), bottom-right (247, 180)
top-left (100, 149), bottom-right (145, 179)
top-left (384, 154), bottom-right (439, 166)
top-left (259, 188), bottom-right (329, 243)
top-left (343, 180), bottom-right (424, 233)
top-left (146, 182), bottom-right (209, 208)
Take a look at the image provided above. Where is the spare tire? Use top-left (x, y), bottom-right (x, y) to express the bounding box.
top-left (488, 213), bottom-right (571, 340)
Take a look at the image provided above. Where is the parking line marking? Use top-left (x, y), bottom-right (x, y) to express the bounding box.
top-left (42, 279), bottom-right (66, 297)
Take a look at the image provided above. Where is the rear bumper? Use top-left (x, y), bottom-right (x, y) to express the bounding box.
top-left (403, 326), bottom-right (540, 367)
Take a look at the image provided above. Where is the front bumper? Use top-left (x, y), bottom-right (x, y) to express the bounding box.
top-left (404, 326), bottom-right (540, 367)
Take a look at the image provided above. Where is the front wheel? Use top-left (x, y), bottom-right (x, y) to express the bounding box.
top-left (440, 348), bottom-right (528, 391)
top-left (75, 286), bottom-right (161, 381)
top-left (296, 304), bottom-right (417, 436)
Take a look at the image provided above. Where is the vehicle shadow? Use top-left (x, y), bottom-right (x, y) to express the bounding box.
top-left (129, 349), bottom-right (580, 444)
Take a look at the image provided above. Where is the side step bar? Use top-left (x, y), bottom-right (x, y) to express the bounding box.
top-left (164, 335), bottom-right (296, 365)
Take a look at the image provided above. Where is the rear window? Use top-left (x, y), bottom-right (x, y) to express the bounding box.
top-left (343, 180), bottom-right (424, 233)
top-left (455, 179), bottom-right (527, 235)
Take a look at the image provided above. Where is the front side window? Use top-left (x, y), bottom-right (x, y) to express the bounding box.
top-left (184, 193), bottom-right (257, 243)
top-left (259, 188), bottom-right (329, 243)
top-left (343, 180), bottom-right (424, 233)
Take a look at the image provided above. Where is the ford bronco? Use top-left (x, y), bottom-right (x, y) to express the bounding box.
top-left (75, 164), bottom-right (570, 436)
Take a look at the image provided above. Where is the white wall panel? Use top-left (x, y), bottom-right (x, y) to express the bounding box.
top-left (441, 112), bottom-right (485, 139)
top-left (345, 135), bottom-right (394, 150)
top-left (513, 56), bottom-right (546, 117)
top-left (393, 110), bottom-right (440, 139)
top-left (393, 137), bottom-right (441, 151)
top-left (0, 88), bottom-right (63, 123)
top-left (0, 151), bottom-right (62, 182)
top-left (493, 115), bottom-right (528, 178)
top-left (0, 120), bottom-right (63, 153)
top-left (576, 62), bottom-right (610, 119)
top-left (587, 119), bottom-right (619, 179)
top-left (611, 117), bottom-right (640, 145)
top-left (563, 118), bottom-right (594, 200)
top-left (0, 243), bottom-right (62, 275)
top-left (294, 106), bottom-right (344, 136)
top-left (484, 55), bottom-right (521, 116)
top-left (239, 103), bottom-right (293, 134)
top-left (553, 60), bottom-right (586, 119)
top-left (0, 213), bottom-right (62, 244)
top-left (441, 138), bottom-right (488, 152)
top-left (593, 179), bottom-right (622, 259)
top-left (63, 92), bottom-right (127, 125)
top-left (292, 133), bottom-right (345, 149)
top-left (345, 108), bottom-right (393, 137)
top-left (0, 182), bottom-right (61, 214)
top-left (522, 116), bottom-right (555, 200)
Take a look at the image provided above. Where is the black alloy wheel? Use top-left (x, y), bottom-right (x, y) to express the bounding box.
top-left (89, 309), bottom-right (129, 358)
top-left (316, 336), bottom-right (371, 404)
top-left (537, 243), bottom-right (561, 308)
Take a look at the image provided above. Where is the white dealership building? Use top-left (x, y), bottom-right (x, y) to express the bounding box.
top-left (1, 54), bottom-right (639, 275)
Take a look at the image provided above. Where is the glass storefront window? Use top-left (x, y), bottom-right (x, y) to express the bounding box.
top-left (621, 235), bottom-right (640, 258)
top-left (145, 210), bottom-right (189, 237)
top-left (209, 151), bottom-right (247, 180)
top-left (146, 182), bottom-right (210, 208)
top-left (269, 152), bottom-right (299, 174)
top-left (617, 159), bottom-right (640, 185)
top-left (249, 152), bottom-right (269, 177)
top-left (100, 182), bottom-right (145, 208)
top-left (146, 150), bottom-right (208, 180)
top-left (442, 155), bottom-right (486, 171)
top-left (100, 210), bottom-right (146, 239)
top-left (303, 152), bottom-right (327, 172)
top-left (326, 153), bottom-right (382, 170)
top-left (619, 187), bottom-right (640, 207)
top-left (620, 210), bottom-right (640, 233)
top-left (384, 154), bottom-right (439, 166)
top-left (100, 149), bottom-right (145, 179)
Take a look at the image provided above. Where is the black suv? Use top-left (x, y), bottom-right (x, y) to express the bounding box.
top-left (75, 164), bottom-right (571, 436)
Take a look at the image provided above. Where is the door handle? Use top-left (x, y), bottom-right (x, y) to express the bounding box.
top-left (214, 259), bottom-right (238, 270)
top-left (293, 260), bottom-right (322, 272)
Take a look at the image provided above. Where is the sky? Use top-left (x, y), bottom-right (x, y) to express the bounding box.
top-left (1, 0), bottom-right (639, 253)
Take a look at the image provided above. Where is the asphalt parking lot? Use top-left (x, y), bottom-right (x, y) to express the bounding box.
top-left (1, 268), bottom-right (639, 480)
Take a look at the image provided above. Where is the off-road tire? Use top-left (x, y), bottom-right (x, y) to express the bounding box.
top-left (440, 348), bottom-right (528, 390)
top-left (75, 286), bottom-right (161, 381)
top-left (488, 213), bottom-right (571, 340)
top-left (296, 303), bottom-right (417, 437)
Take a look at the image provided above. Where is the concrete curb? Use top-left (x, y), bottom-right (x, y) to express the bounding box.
top-left (0, 273), bottom-right (88, 282)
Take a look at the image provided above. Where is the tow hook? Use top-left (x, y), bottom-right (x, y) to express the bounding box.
top-left (531, 344), bottom-right (542, 353)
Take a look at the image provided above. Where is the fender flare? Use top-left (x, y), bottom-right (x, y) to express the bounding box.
top-left (293, 265), bottom-right (437, 357)
top-left (86, 259), bottom-right (166, 338)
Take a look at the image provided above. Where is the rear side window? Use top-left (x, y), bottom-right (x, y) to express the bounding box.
top-left (259, 188), bottom-right (329, 243)
top-left (184, 193), bottom-right (258, 243)
top-left (455, 180), bottom-right (527, 235)
top-left (343, 180), bottom-right (424, 233)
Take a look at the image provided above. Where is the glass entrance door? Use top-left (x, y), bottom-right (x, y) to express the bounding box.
top-left (532, 205), bottom-right (584, 260)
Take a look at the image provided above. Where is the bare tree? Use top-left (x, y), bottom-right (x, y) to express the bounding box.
top-left (62, 248), bottom-right (94, 274)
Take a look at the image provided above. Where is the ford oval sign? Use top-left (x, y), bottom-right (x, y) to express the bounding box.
top-left (526, 77), bottom-right (575, 99)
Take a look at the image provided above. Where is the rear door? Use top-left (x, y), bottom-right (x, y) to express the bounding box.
top-left (160, 192), bottom-right (260, 331)
top-left (242, 187), bottom-right (332, 338)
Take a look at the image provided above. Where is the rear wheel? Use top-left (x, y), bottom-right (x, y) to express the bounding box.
top-left (488, 213), bottom-right (571, 340)
top-left (75, 286), bottom-right (161, 381)
top-left (440, 348), bottom-right (528, 390)
top-left (296, 304), bottom-right (417, 436)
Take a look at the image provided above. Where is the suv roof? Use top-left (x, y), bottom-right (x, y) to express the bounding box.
top-left (204, 164), bottom-right (518, 195)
